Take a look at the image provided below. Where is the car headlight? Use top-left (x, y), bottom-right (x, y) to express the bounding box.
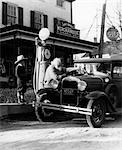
top-left (104, 78), bottom-right (109, 83)
top-left (78, 81), bottom-right (87, 91)
top-left (49, 79), bottom-right (59, 89)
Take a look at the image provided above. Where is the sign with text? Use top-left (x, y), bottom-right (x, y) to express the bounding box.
top-left (106, 27), bottom-right (120, 41)
top-left (54, 18), bottom-right (80, 39)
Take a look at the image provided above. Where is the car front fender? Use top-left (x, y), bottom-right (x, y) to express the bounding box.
top-left (85, 91), bottom-right (116, 113)
top-left (85, 91), bottom-right (107, 100)
top-left (36, 88), bottom-right (60, 103)
top-left (37, 88), bottom-right (57, 95)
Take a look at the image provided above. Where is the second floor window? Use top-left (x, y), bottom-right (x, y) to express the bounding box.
top-left (2, 2), bottom-right (23, 26)
top-left (30, 11), bottom-right (48, 29)
top-left (34, 12), bottom-right (43, 30)
top-left (57, 0), bottom-right (64, 7)
top-left (7, 4), bottom-right (17, 25)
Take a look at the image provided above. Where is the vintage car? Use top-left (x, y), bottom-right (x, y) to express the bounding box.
top-left (34, 54), bottom-right (122, 128)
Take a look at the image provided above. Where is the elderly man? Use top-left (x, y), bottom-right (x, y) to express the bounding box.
top-left (44, 58), bottom-right (66, 88)
top-left (15, 55), bottom-right (27, 103)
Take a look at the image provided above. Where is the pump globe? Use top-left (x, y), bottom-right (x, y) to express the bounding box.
top-left (39, 28), bottom-right (50, 41)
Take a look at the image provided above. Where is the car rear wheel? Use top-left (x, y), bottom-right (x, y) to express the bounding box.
top-left (35, 94), bottom-right (53, 122)
top-left (86, 99), bottom-right (106, 128)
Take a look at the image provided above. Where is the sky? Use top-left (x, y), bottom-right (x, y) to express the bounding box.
top-left (73, 0), bottom-right (122, 42)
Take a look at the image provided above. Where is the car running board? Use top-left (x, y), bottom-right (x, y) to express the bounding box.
top-left (41, 103), bottom-right (92, 116)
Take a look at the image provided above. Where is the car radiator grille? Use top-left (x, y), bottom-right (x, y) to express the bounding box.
top-left (62, 80), bottom-right (78, 106)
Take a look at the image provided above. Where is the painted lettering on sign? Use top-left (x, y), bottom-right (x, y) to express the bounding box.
top-left (54, 18), bottom-right (80, 39)
top-left (106, 27), bottom-right (120, 41)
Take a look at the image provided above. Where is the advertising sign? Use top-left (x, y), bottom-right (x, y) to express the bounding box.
top-left (106, 27), bottom-right (120, 41)
top-left (54, 18), bottom-right (80, 39)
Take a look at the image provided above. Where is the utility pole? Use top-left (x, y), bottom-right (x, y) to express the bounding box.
top-left (119, 0), bottom-right (122, 38)
top-left (119, 12), bottom-right (122, 38)
top-left (98, 1), bottom-right (107, 58)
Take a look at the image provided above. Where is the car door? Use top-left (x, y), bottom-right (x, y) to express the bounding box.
top-left (112, 62), bottom-right (122, 107)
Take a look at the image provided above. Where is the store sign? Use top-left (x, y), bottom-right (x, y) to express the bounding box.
top-left (106, 27), bottom-right (120, 41)
top-left (54, 18), bottom-right (80, 39)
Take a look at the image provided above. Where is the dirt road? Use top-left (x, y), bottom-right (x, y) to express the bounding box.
top-left (0, 113), bottom-right (122, 150)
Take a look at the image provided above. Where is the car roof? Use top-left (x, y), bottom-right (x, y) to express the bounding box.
top-left (74, 54), bottom-right (122, 64)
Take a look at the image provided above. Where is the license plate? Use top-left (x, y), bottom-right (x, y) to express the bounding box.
top-left (63, 88), bottom-right (74, 95)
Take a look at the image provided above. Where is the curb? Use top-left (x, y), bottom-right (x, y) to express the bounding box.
top-left (0, 103), bottom-right (34, 119)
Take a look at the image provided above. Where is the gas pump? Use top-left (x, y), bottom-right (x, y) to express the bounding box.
top-left (33, 28), bottom-right (51, 95)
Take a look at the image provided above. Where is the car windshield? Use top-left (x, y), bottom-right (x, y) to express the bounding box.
top-left (76, 62), bottom-right (111, 75)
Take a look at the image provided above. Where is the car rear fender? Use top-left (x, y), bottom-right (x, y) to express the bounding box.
top-left (85, 91), bottom-right (116, 113)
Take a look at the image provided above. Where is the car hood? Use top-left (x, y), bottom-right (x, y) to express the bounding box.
top-left (77, 74), bottom-right (110, 92)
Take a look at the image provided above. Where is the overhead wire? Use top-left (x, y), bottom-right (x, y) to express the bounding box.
top-left (81, 0), bottom-right (121, 41)
top-left (84, 0), bottom-right (108, 41)
top-left (84, 14), bottom-right (98, 40)
top-left (106, 13), bottom-right (114, 27)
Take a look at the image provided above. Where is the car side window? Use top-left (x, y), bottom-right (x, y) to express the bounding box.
top-left (97, 63), bottom-right (110, 74)
top-left (113, 66), bottom-right (122, 77)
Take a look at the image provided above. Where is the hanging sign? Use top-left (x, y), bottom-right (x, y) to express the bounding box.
top-left (106, 27), bottom-right (120, 41)
top-left (54, 18), bottom-right (80, 39)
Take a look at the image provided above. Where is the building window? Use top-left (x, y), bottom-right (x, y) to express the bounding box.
top-left (30, 11), bottom-right (48, 29)
top-left (57, 0), bottom-right (64, 7)
top-left (2, 2), bottom-right (23, 26)
top-left (34, 12), bottom-right (43, 30)
top-left (7, 4), bottom-right (17, 25)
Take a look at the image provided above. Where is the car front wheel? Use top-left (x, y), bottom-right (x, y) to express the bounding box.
top-left (86, 99), bottom-right (106, 128)
top-left (35, 94), bottom-right (53, 122)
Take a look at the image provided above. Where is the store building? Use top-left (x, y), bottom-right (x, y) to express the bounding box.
top-left (0, 0), bottom-right (99, 82)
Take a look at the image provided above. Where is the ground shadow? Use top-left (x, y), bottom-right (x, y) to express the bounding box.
top-left (0, 112), bottom-right (122, 131)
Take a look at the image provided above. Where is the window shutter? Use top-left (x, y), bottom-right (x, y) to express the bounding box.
top-left (54, 18), bottom-right (58, 33)
top-left (2, 2), bottom-right (7, 25)
top-left (18, 7), bottom-right (23, 26)
top-left (30, 11), bottom-right (35, 28)
top-left (44, 14), bottom-right (48, 28)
